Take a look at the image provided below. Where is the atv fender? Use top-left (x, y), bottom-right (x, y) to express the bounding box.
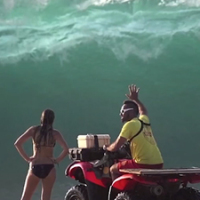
top-left (111, 174), bottom-right (157, 191)
top-left (188, 174), bottom-right (200, 184)
top-left (65, 161), bottom-right (108, 187)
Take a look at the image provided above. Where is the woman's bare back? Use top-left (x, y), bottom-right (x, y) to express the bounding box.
top-left (31, 127), bottom-right (57, 165)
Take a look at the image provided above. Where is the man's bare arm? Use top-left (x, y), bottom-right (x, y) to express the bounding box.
top-left (134, 99), bottom-right (147, 115)
top-left (106, 136), bottom-right (126, 152)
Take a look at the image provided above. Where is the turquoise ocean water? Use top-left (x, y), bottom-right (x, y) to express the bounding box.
top-left (1, 0), bottom-right (200, 199)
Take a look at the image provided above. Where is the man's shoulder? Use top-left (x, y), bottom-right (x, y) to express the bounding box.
top-left (139, 115), bottom-right (150, 123)
top-left (124, 118), bottom-right (141, 128)
top-left (120, 119), bottom-right (141, 138)
top-left (127, 118), bottom-right (139, 124)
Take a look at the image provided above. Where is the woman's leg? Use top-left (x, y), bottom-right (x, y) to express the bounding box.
top-left (41, 167), bottom-right (56, 200)
top-left (21, 169), bottom-right (40, 200)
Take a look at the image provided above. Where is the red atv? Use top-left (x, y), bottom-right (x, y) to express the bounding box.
top-left (65, 147), bottom-right (200, 200)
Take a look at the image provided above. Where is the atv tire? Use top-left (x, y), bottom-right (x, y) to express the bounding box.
top-left (174, 187), bottom-right (200, 200)
top-left (114, 192), bottom-right (139, 200)
top-left (65, 184), bottom-right (88, 200)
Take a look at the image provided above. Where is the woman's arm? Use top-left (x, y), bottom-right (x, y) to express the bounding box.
top-left (14, 126), bottom-right (34, 162)
top-left (54, 131), bottom-right (69, 163)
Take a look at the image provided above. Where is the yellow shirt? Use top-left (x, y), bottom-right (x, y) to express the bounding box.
top-left (119, 115), bottom-right (163, 164)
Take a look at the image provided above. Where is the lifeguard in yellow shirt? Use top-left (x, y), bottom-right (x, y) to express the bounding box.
top-left (105, 84), bottom-right (164, 181)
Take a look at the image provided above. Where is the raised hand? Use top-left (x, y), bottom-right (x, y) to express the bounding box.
top-left (125, 84), bottom-right (140, 101)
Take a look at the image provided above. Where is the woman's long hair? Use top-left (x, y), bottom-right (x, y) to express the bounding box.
top-left (35, 109), bottom-right (55, 148)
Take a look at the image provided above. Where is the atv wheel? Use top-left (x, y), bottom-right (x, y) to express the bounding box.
top-left (174, 187), bottom-right (200, 200)
top-left (114, 192), bottom-right (139, 200)
top-left (65, 184), bottom-right (88, 200)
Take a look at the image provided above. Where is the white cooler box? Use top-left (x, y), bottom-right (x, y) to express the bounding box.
top-left (77, 134), bottom-right (110, 148)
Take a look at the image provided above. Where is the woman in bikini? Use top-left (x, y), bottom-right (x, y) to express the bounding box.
top-left (14, 109), bottom-right (69, 200)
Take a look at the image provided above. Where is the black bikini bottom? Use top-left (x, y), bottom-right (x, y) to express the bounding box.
top-left (32, 164), bottom-right (54, 179)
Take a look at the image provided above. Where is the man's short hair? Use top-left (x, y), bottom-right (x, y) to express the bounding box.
top-left (123, 100), bottom-right (139, 115)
